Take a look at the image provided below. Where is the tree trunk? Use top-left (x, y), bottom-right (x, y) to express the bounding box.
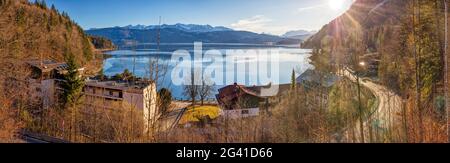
top-left (417, 0), bottom-right (424, 143)
top-left (413, 0), bottom-right (424, 143)
top-left (444, 0), bottom-right (448, 143)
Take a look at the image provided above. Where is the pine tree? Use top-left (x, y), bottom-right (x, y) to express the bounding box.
top-left (61, 51), bottom-right (84, 108)
top-left (157, 88), bottom-right (172, 116)
top-left (291, 69), bottom-right (297, 90)
top-left (82, 36), bottom-right (93, 61)
top-left (34, 0), bottom-right (47, 9)
top-left (51, 4), bottom-right (57, 12)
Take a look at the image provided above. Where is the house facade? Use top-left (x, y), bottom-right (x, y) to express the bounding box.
top-left (27, 60), bottom-right (73, 109)
top-left (83, 80), bottom-right (158, 133)
top-left (27, 60), bottom-right (159, 133)
top-left (216, 83), bottom-right (267, 118)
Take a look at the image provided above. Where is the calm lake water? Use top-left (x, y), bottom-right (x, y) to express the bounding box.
top-left (103, 43), bottom-right (313, 99)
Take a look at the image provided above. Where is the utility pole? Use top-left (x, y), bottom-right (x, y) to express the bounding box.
top-left (157, 16), bottom-right (161, 52)
top-left (353, 53), bottom-right (365, 143)
top-left (132, 40), bottom-right (137, 83)
top-left (146, 16), bottom-right (163, 141)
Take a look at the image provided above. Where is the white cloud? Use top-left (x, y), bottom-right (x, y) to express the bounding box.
top-left (230, 15), bottom-right (291, 35)
top-left (230, 15), bottom-right (271, 33)
top-left (296, 4), bottom-right (326, 13)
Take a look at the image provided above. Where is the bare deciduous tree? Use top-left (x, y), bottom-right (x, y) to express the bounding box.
top-left (183, 72), bottom-right (199, 106)
top-left (198, 75), bottom-right (214, 106)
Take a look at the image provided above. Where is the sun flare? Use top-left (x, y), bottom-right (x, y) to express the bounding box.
top-left (329, 0), bottom-right (344, 10)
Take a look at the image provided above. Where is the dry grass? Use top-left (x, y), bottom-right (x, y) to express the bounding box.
top-left (180, 105), bottom-right (220, 124)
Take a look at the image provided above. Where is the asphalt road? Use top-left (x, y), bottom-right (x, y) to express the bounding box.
top-left (21, 136), bottom-right (49, 143)
top-left (341, 68), bottom-right (402, 143)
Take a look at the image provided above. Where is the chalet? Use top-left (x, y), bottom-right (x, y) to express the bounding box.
top-left (216, 83), bottom-right (268, 118)
top-left (26, 60), bottom-right (84, 108)
top-left (296, 69), bottom-right (340, 108)
top-left (27, 60), bottom-right (69, 80)
top-left (296, 69), bottom-right (339, 89)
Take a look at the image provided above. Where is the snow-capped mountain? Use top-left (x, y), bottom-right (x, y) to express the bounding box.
top-left (86, 23), bottom-right (302, 46)
top-left (121, 23), bottom-right (233, 33)
top-left (282, 30), bottom-right (317, 38)
top-left (124, 24), bottom-right (148, 30)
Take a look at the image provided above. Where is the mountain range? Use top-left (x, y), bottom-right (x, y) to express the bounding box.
top-left (117, 23), bottom-right (234, 33)
top-left (86, 24), bottom-right (313, 46)
top-left (282, 30), bottom-right (316, 38)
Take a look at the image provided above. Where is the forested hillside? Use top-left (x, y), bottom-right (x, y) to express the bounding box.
top-left (89, 36), bottom-right (117, 50)
top-left (0, 0), bottom-right (100, 141)
top-left (303, 0), bottom-right (449, 142)
top-left (0, 0), bottom-right (98, 66)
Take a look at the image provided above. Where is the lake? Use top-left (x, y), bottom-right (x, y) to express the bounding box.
top-left (103, 43), bottom-right (313, 99)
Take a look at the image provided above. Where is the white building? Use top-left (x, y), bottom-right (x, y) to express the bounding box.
top-left (83, 80), bottom-right (158, 133)
top-left (27, 60), bottom-right (160, 133)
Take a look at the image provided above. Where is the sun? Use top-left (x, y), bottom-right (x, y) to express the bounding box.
top-left (329, 0), bottom-right (345, 10)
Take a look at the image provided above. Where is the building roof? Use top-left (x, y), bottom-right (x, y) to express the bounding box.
top-left (85, 80), bottom-right (153, 93)
top-left (216, 83), bottom-right (267, 106)
top-left (297, 69), bottom-right (339, 87)
top-left (26, 60), bottom-right (68, 73)
top-left (245, 84), bottom-right (292, 97)
top-left (218, 83), bottom-right (262, 97)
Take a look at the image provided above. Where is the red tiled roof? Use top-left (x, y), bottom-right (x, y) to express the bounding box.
top-left (217, 83), bottom-right (265, 105)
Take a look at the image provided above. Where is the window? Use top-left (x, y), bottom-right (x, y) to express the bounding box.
top-left (242, 110), bottom-right (249, 114)
top-left (109, 91), bottom-right (114, 96)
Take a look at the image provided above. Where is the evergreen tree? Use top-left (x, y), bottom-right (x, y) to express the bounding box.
top-left (111, 69), bottom-right (136, 81)
top-left (291, 69), bottom-right (297, 90)
top-left (61, 52), bottom-right (84, 108)
top-left (97, 68), bottom-right (107, 81)
top-left (157, 88), bottom-right (172, 116)
top-left (51, 4), bottom-right (57, 12)
top-left (121, 69), bottom-right (134, 81)
top-left (34, 0), bottom-right (47, 9)
top-left (82, 36), bottom-right (93, 61)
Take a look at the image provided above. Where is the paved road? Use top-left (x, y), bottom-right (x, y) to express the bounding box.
top-left (19, 131), bottom-right (70, 143)
top-left (341, 68), bottom-right (403, 143)
top-left (21, 136), bottom-right (49, 143)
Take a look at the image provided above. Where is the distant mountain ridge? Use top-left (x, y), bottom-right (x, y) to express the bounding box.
top-left (86, 24), bottom-right (301, 46)
top-left (93, 23), bottom-right (234, 33)
top-left (282, 30), bottom-right (316, 38)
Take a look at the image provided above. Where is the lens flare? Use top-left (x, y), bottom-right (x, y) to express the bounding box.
top-left (329, 0), bottom-right (344, 10)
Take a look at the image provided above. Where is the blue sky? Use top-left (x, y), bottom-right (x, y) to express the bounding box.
top-left (43, 0), bottom-right (353, 35)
